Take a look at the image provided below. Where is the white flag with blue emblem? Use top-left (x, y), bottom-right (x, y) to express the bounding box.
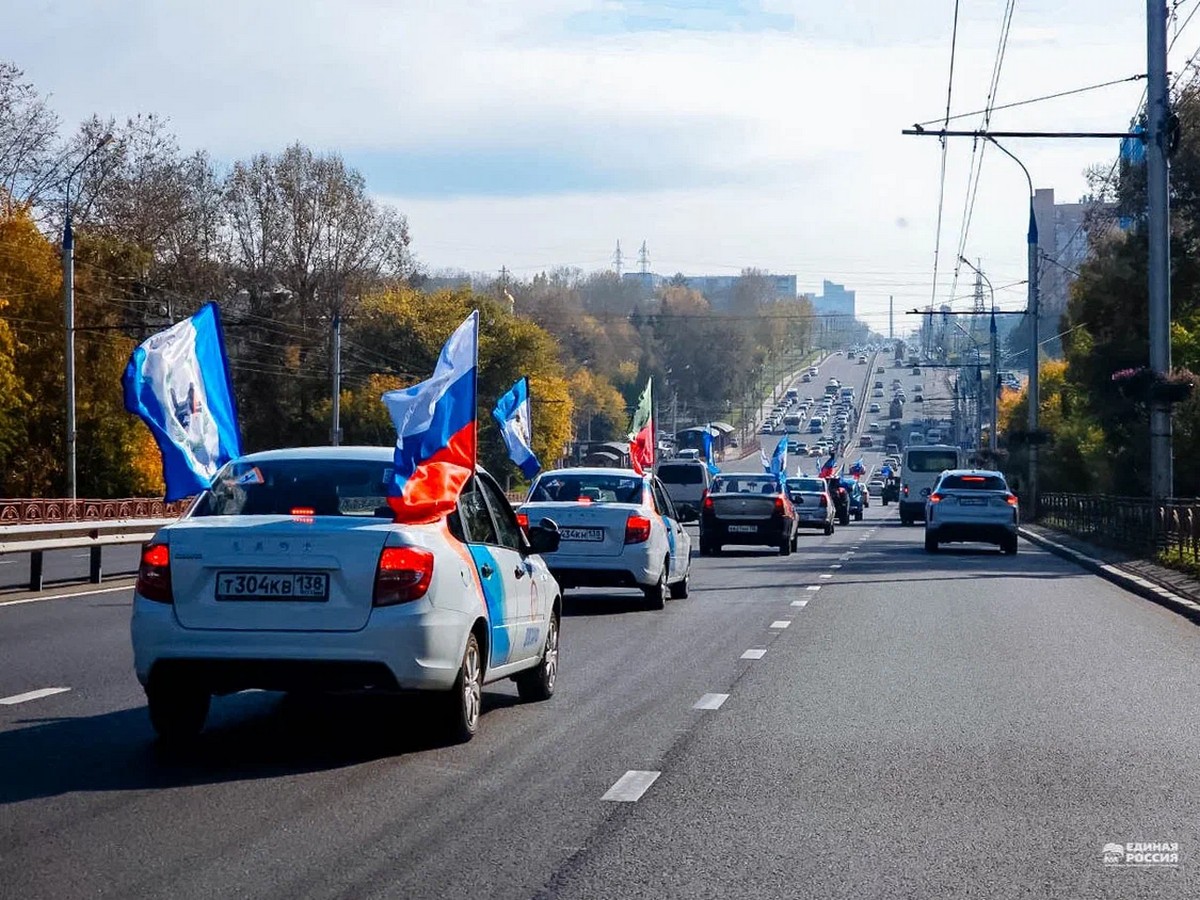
top-left (122, 302), bottom-right (242, 501)
top-left (492, 376), bottom-right (541, 479)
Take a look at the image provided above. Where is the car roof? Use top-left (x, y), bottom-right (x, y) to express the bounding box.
top-left (543, 466), bottom-right (645, 477)
top-left (236, 445), bottom-right (395, 463)
top-left (939, 468), bottom-right (1005, 478)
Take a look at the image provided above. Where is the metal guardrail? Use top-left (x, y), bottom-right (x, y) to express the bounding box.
top-left (0, 519), bottom-right (174, 592)
top-left (1038, 492), bottom-right (1200, 558)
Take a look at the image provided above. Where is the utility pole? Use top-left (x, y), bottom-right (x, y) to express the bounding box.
top-left (1148, 0), bottom-right (1173, 502)
top-left (612, 241), bottom-right (623, 277)
top-left (889, 296), bottom-right (894, 340)
top-left (1026, 196), bottom-right (1040, 512)
top-left (638, 241), bottom-right (650, 275)
top-left (330, 312), bottom-right (343, 446)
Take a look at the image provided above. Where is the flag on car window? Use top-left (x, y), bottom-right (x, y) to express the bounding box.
top-left (382, 310), bottom-right (478, 523)
top-left (819, 453), bottom-right (838, 478)
top-left (121, 302), bottom-right (242, 501)
top-left (701, 427), bottom-right (720, 476)
top-left (628, 377), bottom-right (654, 474)
top-left (492, 376), bottom-right (541, 479)
top-left (770, 438), bottom-right (788, 481)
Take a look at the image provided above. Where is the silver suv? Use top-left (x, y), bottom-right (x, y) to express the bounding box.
top-left (924, 469), bottom-right (1019, 554)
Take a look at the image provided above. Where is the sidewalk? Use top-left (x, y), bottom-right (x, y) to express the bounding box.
top-left (1020, 523), bottom-right (1200, 624)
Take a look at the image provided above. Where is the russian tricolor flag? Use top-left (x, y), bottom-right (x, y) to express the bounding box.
top-left (382, 311), bottom-right (478, 523)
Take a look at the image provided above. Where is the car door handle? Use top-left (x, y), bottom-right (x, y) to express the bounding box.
top-left (480, 563), bottom-right (494, 578)
top-left (514, 565), bottom-right (526, 579)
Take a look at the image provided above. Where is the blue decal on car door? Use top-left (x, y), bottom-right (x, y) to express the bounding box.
top-left (467, 545), bottom-right (510, 666)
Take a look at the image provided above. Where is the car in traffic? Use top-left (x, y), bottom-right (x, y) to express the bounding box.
top-left (868, 402), bottom-right (881, 413)
top-left (130, 447), bottom-right (563, 743)
top-left (841, 478), bottom-right (866, 520)
top-left (784, 477), bottom-right (836, 535)
top-left (656, 458), bottom-right (713, 520)
top-left (700, 473), bottom-right (799, 555)
top-left (866, 478), bottom-right (885, 497)
top-left (522, 467), bottom-right (692, 605)
top-left (924, 469), bottom-right (1019, 554)
top-left (899, 444), bottom-right (965, 525)
top-left (824, 476), bottom-right (851, 526)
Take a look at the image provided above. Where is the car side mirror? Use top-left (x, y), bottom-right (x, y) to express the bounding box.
top-left (527, 518), bottom-right (561, 555)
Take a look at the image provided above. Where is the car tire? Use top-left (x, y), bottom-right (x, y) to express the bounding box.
top-left (854, 510), bottom-right (863, 521)
top-left (882, 498), bottom-right (889, 506)
top-left (824, 521), bottom-right (834, 536)
top-left (516, 613), bottom-right (559, 702)
top-left (643, 568), bottom-right (667, 610)
top-left (445, 632), bottom-right (483, 743)
top-left (790, 531), bottom-right (799, 552)
top-left (839, 513), bottom-right (850, 527)
top-left (779, 537), bottom-right (792, 556)
top-left (669, 570), bottom-right (690, 600)
top-left (900, 516), bottom-right (911, 526)
top-left (1002, 537), bottom-right (1019, 555)
top-left (924, 533), bottom-right (939, 553)
top-left (146, 682), bottom-right (210, 742)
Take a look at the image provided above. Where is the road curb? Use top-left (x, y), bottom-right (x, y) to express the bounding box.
top-left (1018, 527), bottom-right (1200, 625)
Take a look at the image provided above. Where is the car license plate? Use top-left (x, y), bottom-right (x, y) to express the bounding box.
top-left (960, 497), bottom-right (986, 506)
top-left (728, 525), bottom-right (758, 533)
top-left (560, 527), bottom-right (604, 542)
top-left (215, 571), bottom-right (329, 601)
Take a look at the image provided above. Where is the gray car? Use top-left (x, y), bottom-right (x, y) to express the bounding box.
top-left (924, 469), bottom-right (1019, 554)
top-left (785, 476), bottom-right (835, 535)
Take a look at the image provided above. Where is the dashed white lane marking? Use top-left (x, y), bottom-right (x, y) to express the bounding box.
top-left (0, 687), bottom-right (71, 706)
top-left (806, 585), bottom-right (821, 591)
top-left (830, 564), bottom-right (842, 569)
top-left (0, 560), bottom-right (13, 565)
top-left (791, 600), bottom-right (808, 607)
top-left (770, 620), bottom-right (791, 629)
top-left (838, 554), bottom-right (852, 560)
top-left (602, 770), bottom-right (661, 802)
top-left (741, 649), bottom-right (767, 660)
top-left (693, 693), bottom-right (729, 710)
top-left (819, 573), bottom-right (833, 579)
top-left (0, 584), bottom-right (132, 608)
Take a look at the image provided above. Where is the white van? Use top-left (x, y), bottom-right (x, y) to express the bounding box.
top-left (899, 444), bottom-right (964, 525)
top-left (656, 459), bottom-right (712, 521)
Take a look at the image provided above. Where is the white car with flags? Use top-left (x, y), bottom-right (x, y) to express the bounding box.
top-left (518, 467), bottom-right (691, 608)
top-left (130, 446), bottom-right (563, 744)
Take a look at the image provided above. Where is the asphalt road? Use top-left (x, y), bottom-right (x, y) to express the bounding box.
top-left (0, 545), bottom-right (141, 594)
top-left (3, 355), bottom-right (1198, 898)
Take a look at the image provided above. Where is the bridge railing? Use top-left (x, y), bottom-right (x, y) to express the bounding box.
top-left (1037, 492), bottom-right (1200, 558)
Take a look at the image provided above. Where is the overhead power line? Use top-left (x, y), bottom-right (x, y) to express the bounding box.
top-left (917, 74), bottom-right (1148, 127)
top-left (929, 0), bottom-right (963, 336)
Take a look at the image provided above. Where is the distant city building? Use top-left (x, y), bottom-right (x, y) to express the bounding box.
top-left (812, 280), bottom-right (856, 318)
top-left (1033, 187), bottom-right (1119, 342)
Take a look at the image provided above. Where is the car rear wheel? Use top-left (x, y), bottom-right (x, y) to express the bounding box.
top-left (824, 521), bottom-right (834, 535)
top-left (1002, 537), bottom-right (1018, 555)
top-left (854, 510), bottom-right (863, 521)
top-left (516, 613), bottom-right (559, 702)
top-left (643, 568), bottom-right (667, 610)
top-left (790, 531), bottom-right (799, 552)
top-left (669, 565), bottom-right (690, 599)
top-left (778, 536), bottom-right (792, 556)
top-left (445, 632), bottom-right (483, 743)
top-left (146, 681), bottom-right (210, 742)
top-left (924, 533), bottom-right (939, 553)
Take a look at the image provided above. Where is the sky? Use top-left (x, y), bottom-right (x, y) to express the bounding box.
top-left (5, 0), bottom-right (1184, 335)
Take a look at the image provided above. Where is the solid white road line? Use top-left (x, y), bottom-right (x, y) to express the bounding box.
top-left (770, 620), bottom-right (791, 629)
top-left (0, 687), bottom-right (71, 706)
top-left (806, 585), bottom-right (821, 591)
top-left (0, 584), bottom-right (133, 609)
top-left (791, 600), bottom-right (808, 607)
top-left (602, 770), bottom-right (661, 802)
top-left (741, 649), bottom-right (767, 660)
top-left (693, 693), bottom-right (729, 710)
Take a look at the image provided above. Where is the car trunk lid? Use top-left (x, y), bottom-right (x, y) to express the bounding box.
top-left (519, 502), bottom-right (636, 557)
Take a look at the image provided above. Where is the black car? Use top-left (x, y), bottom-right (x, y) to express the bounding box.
top-left (701, 473), bottom-right (799, 555)
top-left (825, 476), bottom-right (851, 526)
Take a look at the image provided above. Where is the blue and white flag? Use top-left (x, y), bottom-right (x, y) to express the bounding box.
top-left (492, 376), bottom-right (541, 479)
top-left (760, 445), bottom-right (771, 472)
top-left (770, 438), bottom-right (788, 481)
top-left (122, 302), bottom-right (242, 501)
top-left (701, 427), bottom-right (720, 476)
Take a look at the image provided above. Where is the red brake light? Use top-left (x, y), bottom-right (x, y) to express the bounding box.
top-left (136, 543), bottom-right (172, 603)
top-left (819, 494), bottom-right (828, 507)
top-left (516, 512), bottom-right (529, 529)
top-left (902, 485), bottom-right (909, 496)
top-left (625, 515), bottom-right (652, 544)
top-left (290, 506), bottom-right (315, 516)
top-left (962, 476), bottom-right (986, 482)
top-left (373, 546), bottom-right (435, 607)
top-left (703, 492), bottom-right (714, 511)
top-left (773, 496), bottom-right (785, 514)
top-left (1005, 493), bottom-right (1019, 506)
top-left (929, 492), bottom-right (943, 504)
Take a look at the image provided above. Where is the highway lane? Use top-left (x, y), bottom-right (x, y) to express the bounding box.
top-left (0, 544), bottom-right (141, 594)
top-left (3, 500), bottom-right (1200, 896)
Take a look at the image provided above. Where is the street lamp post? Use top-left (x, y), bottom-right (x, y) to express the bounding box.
top-left (62, 133), bottom-right (113, 500)
top-left (959, 257), bottom-right (999, 457)
top-left (985, 136), bottom-right (1039, 510)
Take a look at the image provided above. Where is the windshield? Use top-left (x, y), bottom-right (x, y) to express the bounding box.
top-left (712, 476), bottom-right (779, 494)
top-left (656, 463), bottom-right (705, 485)
top-left (194, 459), bottom-right (394, 517)
top-left (907, 451), bottom-right (959, 473)
top-left (529, 473), bottom-right (645, 503)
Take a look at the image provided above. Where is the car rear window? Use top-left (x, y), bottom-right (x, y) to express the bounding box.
top-left (713, 476), bottom-right (779, 494)
top-left (787, 479), bottom-right (825, 492)
top-left (657, 463), bottom-right (705, 485)
top-left (195, 459), bottom-right (394, 517)
top-left (940, 474), bottom-right (1007, 491)
top-left (529, 473), bottom-right (645, 503)
top-left (907, 451), bottom-right (959, 473)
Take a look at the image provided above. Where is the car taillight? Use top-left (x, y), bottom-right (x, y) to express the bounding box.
top-left (902, 484), bottom-right (909, 496)
top-left (703, 492), bottom-right (714, 511)
top-left (625, 515), bottom-right (652, 544)
top-left (929, 492), bottom-right (942, 503)
top-left (136, 542), bottom-right (173, 603)
top-left (1006, 493), bottom-right (1019, 506)
top-left (773, 496), bottom-right (785, 514)
top-left (819, 494), bottom-right (828, 507)
top-left (516, 512), bottom-right (529, 530)
top-left (373, 546), bottom-right (435, 607)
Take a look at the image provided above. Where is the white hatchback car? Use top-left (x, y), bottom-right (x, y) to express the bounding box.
top-left (519, 468), bottom-right (692, 608)
top-left (131, 447), bottom-right (563, 743)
